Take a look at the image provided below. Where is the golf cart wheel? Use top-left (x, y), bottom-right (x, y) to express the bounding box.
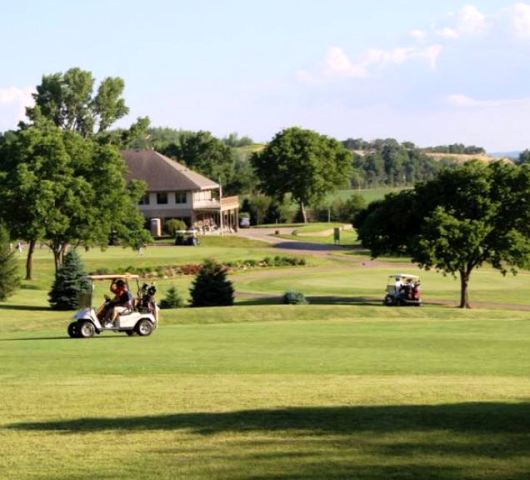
top-left (135, 319), bottom-right (153, 337)
top-left (67, 322), bottom-right (79, 338)
top-left (125, 330), bottom-right (135, 336)
top-left (78, 320), bottom-right (96, 338)
top-left (383, 294), bottom-right (395, 306)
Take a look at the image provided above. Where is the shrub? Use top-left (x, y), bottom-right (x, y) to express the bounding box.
top-left (165, 219), bottom-right (188, 237)
top-left (190, 258), bottom-right (234, 307)
top-left (0, 226), bottom-right (20, 301)
top-left (159, 286), bottom-right (185, 309)
top-left (282, 290), bottom-right (308, 305)
top-left (49, 250), bottom-right (90, 310)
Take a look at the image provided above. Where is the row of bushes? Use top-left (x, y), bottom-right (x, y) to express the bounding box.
top-left (90, 256), bottom-right (307, 278)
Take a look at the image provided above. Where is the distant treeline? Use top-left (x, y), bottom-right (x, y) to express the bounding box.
top-left (343, 138), bottom-right (485, 155)
top-left (342, 138), bottom-right (475, 188)
top-left (127, 129), bottom-right (490, 192)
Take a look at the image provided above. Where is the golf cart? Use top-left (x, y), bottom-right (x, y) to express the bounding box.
top-left (67, 274), bottom-right (159, 338)
top-left (383, 273), bottom-right (422, 306)
top-left (174, 229), bottom-right (199, 246)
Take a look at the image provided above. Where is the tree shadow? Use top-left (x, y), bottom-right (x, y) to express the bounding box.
top-left (9, 402), bottom-right (530, 436)
top-left (10, 403), bottom-right (530, 480)
top-left (235, 297), bottom-right (282, 306)
top-left (306, 296), bottom-right (380, 306)
top-left (235, 296), bottom-right (381, 306)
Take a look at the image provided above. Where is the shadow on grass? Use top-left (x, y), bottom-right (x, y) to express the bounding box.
top-left (235, 296), bottom-right (381, 306)
top-left (0, 335), bottom-right (128, 341)
top-left (10, 402), bottom-right (530, 436)
top-left (306, 296), bottom-right (380, 306)
top-left (0, 304), bottom-right (51, 311)
top-left (11, 403), bottom-right (530, 480)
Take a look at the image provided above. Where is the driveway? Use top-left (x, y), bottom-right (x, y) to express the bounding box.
top-left (236, 227), bottom-right (346, 253)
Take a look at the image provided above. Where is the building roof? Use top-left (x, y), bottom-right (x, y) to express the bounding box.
top-left (122, 149), bottom-right (219, 192)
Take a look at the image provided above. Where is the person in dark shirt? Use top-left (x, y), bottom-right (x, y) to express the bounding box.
top-left (107, 279), bottom-right (132, 327)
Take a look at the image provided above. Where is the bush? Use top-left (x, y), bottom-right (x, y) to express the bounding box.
top-left (165, 219), bottom-right (187, 236)
top-left (0, 226), bottom-right (20, 301)
top-left (159, 286), bottom-right (184, 309)
top-left (190, 258), bottom-right (234, 307)
top-left (49, 250), bottom-right (90, 310)
top-left (282, 290), bottom-right (308, 305)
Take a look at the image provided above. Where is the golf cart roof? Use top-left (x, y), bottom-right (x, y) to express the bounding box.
top-left (85, 274), bottom-right (140, 281)
top-left (388, 273), bottom-right (420, 280)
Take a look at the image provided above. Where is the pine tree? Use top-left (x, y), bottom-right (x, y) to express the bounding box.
top-left (0, 226), bottom-right (20, 301)
top-left (49, 250), bottom-right (90, 310)
top-left (190, 259), bottom-right (234, 307)
top-left (159, 285), bottom-right (184, 309)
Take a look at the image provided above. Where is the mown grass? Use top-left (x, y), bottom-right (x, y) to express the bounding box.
top-left (328, 187), bottom-right (410, 204)
top-left (2, 246), bottom-right (530, 479)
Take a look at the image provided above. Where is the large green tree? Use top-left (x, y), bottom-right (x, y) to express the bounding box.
top-left (355, 161), bottom-right (530, 308)
top-left (25, 67), bottom-right (129, 137)
top-left (252, 128), bottom-right (351, 222)
top-left (0, 120), bottom-right (150, 276)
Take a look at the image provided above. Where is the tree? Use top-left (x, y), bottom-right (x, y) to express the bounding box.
top-left (159, 286), bottom-right (184, 309)
top-left (0, 121), bottom-right (150, 275)
top-left (26, 67), bottom-right (129, 137)
top-left (162, 131), bottom-right (235, 186)
top-left (355, 161), bottom-right (530, 308)
top-left (252, 128), bottom-right (352, 223)
top-left (189, 259), bottom-right (234, 307)
top-left (49, 250), bottom-right (90, 310)
top-left (518, 149), bottom-right (530, 164)
top-left (0, 226), bottom-right (20, 301)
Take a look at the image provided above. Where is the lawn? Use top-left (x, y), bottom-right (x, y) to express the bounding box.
top-left (328, 187), bottom-right (410, 204)
top-left (1, 244), bottom-right (530, 479)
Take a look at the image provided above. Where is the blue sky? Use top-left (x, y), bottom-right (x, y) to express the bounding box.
top-left (1, 0), bottom-right (530, 150)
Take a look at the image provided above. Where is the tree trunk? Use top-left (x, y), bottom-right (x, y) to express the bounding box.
top-left (25, 239), bottom-right (36, 280)
top-left (459, 269), bottom-right (471, 308)
top-left (300, 201), bottom-right (307, 224)
top-left (52, 242), bottom-right (67, 272)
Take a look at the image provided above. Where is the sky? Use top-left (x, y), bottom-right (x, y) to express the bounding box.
top-left (1, 0), bottom-right (530, 151)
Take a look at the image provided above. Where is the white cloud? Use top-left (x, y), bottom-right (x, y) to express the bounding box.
top-left (306, 43), bottom-right (443, 82)
top-left (457, 5), bottom-right (487, 35)
top-left (0, 87), bottom-right (34, 124)
top-left (447, 93), bottom-right (530, 108)
top-left (325, 47), bottom-right (368, 78)
top-left (436, 5), bottom-right (487, 39)
top-left (437, 27), bottom-right (460, 39)
top-left (409, 29), bottom-right (427, 41)
top-left (511, 2), bottom-right (530, 38)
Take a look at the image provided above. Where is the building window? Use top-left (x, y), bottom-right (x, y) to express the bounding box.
top-left (156, 193), bottom-right (168, 204)
top-left (175, 191), bottom-right (187, 204)
top-left (139, 193), bottom-right (150, 205)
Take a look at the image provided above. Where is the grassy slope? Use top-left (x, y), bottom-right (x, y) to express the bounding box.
top-left (2, 244), bottom-right (530, 479)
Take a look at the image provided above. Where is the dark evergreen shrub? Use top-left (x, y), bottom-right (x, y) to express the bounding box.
top-left (49, 250), bottom-right (90, 310)
top-left (0, 226), bottom-right (20, 301)
top-left (190, 258), bottom-right (234, 307)
top-left (283, 290), bottom-right (308, 305)
top-left (159, 286), bottom-right (184, 309)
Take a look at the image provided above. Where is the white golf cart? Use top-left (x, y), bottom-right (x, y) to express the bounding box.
top-left (383, 273), bottom-right (422, 306)
top-left (67, 274), bottom-right (159, 338)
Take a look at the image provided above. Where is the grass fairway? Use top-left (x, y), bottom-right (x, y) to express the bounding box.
top-left (1, 245), bottom-right (530, 479)
top-left (2, 306), bottom-right (530, 480)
